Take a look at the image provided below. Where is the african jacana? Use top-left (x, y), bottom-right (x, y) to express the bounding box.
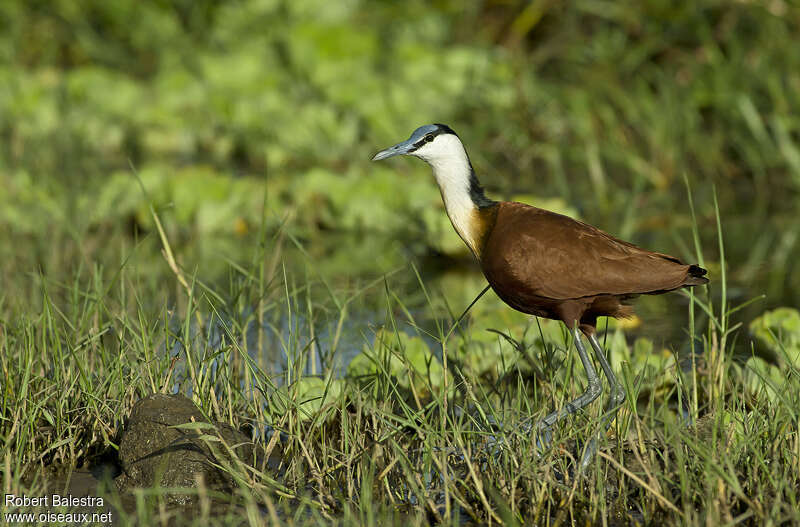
top-left (372, 124), bottom-right (708, 469)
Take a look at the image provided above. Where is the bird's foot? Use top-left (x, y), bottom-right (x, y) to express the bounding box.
top-left (532, 418), bottom-right (600, 477)
top-left (578, 436), bottom-right (598, 474)
top-left (485, 418), bottom-right (553, 456)
top-left (534, 422), bottom-right (553, 452)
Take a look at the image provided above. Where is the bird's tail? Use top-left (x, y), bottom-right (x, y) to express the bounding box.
top-left (683, 264), bottom-right (709, 286)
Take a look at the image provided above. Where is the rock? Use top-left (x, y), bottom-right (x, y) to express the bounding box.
top-left (115, 393), bottom-right (275, 505)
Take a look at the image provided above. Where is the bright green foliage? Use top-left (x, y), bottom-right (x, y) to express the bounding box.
top-left (742, 356), bottom-right (789, 403)
top-left (743, 307), bottom-right (800, 402)
top-left (749, 307), bottom-right (800, 367)
top-left (269, 376), bottom-right (344, 423)
top-left (2, 0), bottom-right (800, 307)
top-left (2, 1), bottom-right (800, 525)
top-left (347, 328), bottom-right (452, 397)
top-left (453, 328), bottom-right (533, 379)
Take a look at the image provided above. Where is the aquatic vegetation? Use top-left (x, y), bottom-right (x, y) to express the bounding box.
top-left (749, 307), bottom-right (800, 367)
top-left (269, 376), bottom-right (344, 424)
top-left (2, 0), bottom-right (800, 525)
top-left (347, 329), bottom-right (452, 398)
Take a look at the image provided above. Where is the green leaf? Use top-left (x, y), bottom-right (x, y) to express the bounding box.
top-left (743, 356), bottom-right (787, 403)
top-left (270, 376), bottom-right (344, 423)
top-left (347, 329), bottom-right (452, 396)
top-left (749, 307), bottom-right (800, 367)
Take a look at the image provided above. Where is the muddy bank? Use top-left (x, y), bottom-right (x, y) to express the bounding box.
top-left (114, 393), bottom-right (284, 506)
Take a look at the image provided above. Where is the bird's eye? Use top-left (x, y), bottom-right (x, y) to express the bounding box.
top-left (424, 134), bottom-right (434, 143)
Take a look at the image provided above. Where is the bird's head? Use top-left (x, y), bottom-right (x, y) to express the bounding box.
top-left (372, 124), bottom-right (464, 166)
top-left (371, 123), bottom-right (494, 256)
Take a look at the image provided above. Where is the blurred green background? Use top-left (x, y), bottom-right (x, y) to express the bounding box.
top-left (1, 0), bottom-right (798, 334)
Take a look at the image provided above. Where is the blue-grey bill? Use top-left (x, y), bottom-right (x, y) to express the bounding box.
top-left (371, 139), bottom-right (415, 161)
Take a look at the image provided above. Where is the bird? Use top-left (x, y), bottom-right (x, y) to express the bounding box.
top-left (372, 123), bottom-right (708, 470)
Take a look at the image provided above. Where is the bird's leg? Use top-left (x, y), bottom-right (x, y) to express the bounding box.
top-left (537, 326), bottom-right (603, 431)
top-left (588, 333), bottom-right (626, 419)
top-left (578, 332), bottom-right (626, 472)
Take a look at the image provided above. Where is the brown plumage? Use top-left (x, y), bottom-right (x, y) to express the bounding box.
top-left (372, 123), bottom-right (709, 470)
top-left (475, 201), bottom-right (708, 335)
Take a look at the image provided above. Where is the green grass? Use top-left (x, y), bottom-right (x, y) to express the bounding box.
top-left (2, 1), bottom-right (800, 525)
top-left (2, 200), bottom-right (799, 526)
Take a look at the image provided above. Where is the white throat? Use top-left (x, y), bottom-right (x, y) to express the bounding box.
top-left (415, 135), bottom-right (481, 256)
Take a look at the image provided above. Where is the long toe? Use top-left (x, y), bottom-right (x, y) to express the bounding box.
top-left (535, 423), bottom-right (553, 452)
top-left (579, 436), bottom-right (598, 473)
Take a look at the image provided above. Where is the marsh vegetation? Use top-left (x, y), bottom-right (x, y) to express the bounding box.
top-left (2, 1), bottom-right (800, 525)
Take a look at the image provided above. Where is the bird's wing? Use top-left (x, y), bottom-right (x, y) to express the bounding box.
top-left (481, 202), bottom-right (693, 300)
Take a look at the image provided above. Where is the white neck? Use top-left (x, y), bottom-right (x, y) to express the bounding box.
top-left (416, 135), bottom-right (481, 256)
